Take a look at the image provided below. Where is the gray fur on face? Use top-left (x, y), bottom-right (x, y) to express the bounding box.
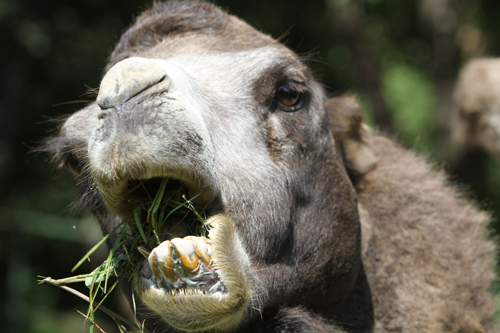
top-left (89, 47), bottom-right (311, 218)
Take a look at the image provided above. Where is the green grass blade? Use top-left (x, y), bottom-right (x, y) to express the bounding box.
top-left (160, 202), bottom-right (185, 227)
top-left (94, 279), bottom-right (119, 312)
top-left (183, 194), bottom-right (205, 223)
top-left (72, 217), bottom-right (129, 272)
top-left (103, 251), bottom-right (112, 293)
top-left (151, 178), bottom-right (169, 214)
top-left (134, 206), bottom-right (148, 243)
top-left (140, 183), bottom-right (153, 201)
top-left (157, 208), bottom-right (166, 233)
top-left (38, 274), bottom-right (94, 285)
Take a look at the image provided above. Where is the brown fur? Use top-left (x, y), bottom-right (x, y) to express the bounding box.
top-left (328, 96), bottom-right (378, 178)
top-left (453, 58), bottom-right (500, 159)
top-left (360, 138), bottom-right (496, 332)
top-left (106, 0), bottom-right (281, 71)
top-left (329, 96), bottom-right (497, 332)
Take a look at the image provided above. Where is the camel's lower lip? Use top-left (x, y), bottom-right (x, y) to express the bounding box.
top-left (134, 214), bottom-right (252, 332)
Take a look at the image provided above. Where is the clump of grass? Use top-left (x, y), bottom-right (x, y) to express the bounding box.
top-left (40, 178), bottom-right (207, 333)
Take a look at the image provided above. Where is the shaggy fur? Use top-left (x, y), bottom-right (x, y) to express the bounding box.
top-left (453, 58), bottom-right (500, 159)
top-left (329, 97), bottom-right (498, 332)
top-left (42, 1), bottom-right (497, 332)
top-left (358, 138), bottom-right (496, 332)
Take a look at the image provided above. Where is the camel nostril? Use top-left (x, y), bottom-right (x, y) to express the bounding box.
top-left (96, 57), bottom-right (170, 110)
top-left (97, 110), bottom-right (112, 120)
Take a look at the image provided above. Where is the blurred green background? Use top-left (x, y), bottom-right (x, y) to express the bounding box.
top-left (1, 0), bottom-right (500, 332)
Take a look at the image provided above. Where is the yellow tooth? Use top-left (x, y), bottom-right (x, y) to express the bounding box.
top-left (148, 252), bottom-right (162, 281)
top-left (171, 238), bottom-right (199, 274)
top-left (154, 241), bottom-right (175, 268)
top-left (160, 263), bottom-right (177, 281)
top-left (152, 241), bottom-right (178, 282)
top-left (185, 236), bottom-right (212, 267)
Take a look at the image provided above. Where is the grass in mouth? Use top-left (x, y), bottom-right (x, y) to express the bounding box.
top-left (39, 178), bottom-right (207, 333)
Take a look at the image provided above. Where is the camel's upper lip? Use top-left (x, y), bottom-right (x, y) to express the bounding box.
top-left (96, 171), bottom-right (219, 216)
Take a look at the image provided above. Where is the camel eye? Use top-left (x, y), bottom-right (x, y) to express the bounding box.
top-left (275, 84), bottom-right (304, 111)
top-left (277, 85), bottom-right (299, 106)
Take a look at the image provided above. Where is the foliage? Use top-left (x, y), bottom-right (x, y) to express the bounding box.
top-left (382, 63), bottom-right (437, 152)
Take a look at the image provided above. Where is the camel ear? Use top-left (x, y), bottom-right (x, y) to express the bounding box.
top-left (327, 96), bottom-right (378, 179)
